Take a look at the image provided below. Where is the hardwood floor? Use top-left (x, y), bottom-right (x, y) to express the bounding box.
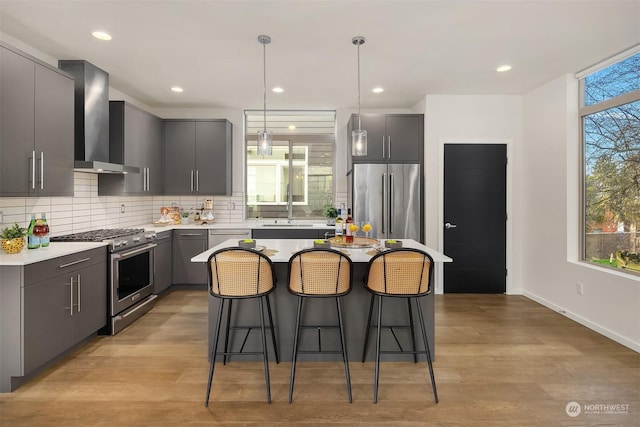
top-left (0, 290), bottom-right (637, 426)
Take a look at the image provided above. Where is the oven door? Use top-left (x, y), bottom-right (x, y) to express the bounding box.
top-left (110, 243), bottom-right (157, 316)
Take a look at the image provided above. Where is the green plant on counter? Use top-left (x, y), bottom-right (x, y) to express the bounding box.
top-left (1, 223), bottom-right (27, 239)
top-left (323, 206), bottom-right (338, 219)
top-left (180, 209), bottom-right (191, 218)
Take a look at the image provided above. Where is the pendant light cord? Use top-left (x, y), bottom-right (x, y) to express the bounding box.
top-left (357, 40), bottom-right (361, 131)
top-left (263, 40), bottom-right (267, 132)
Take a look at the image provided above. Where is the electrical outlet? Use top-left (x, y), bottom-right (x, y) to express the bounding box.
top-left (121, 204), bottom-right (126, 214)
top-left (576, 282), bottom-right (584, 295)
top-left (0, 210), bottom-right (3, 223)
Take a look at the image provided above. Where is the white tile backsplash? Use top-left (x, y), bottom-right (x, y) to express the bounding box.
top-left (0, 172), bottom-right (245, 235)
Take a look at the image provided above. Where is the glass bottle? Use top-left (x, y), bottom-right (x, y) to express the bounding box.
top-left (38, 213), bottom-right (50, 247)
top-left (334, 208), bottom-right (344, 243)
top-left (345, 208), bottom-right (354, 243)
top-left (27, 214), bottom-right (40, 249)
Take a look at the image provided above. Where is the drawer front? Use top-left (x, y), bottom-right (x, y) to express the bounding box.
top-left (24, 247), bottom-right (107, 285)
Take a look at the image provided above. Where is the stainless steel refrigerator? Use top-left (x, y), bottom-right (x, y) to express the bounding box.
top-left (349, 163), bottom-right (422, 242)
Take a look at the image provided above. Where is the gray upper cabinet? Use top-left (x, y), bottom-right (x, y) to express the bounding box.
top-left (348, 114), bottom-right (423, 164)
top-left (99, 101), bottom-right (163, 195)
top-left (0, 44), bottom-right (74, 196)
top-left (163, 119), bottom-right (232, 195)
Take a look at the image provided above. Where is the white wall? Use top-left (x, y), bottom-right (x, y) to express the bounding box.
top-left (423, 95), bottom-right (524, 294)
top-left (521, 74), bottom-right (640, 351)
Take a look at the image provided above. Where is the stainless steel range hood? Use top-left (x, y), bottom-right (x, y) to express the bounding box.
top-left (58, 60), bottom-right (139, 174)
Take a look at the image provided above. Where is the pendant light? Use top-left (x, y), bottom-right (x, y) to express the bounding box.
top-left (257, 35), bottom-right (273, 156)
top-left (351, 36), bottom-right (367, 156)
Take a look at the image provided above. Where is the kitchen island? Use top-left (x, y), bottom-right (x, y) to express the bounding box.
top-left (192, 239), bottom-right (452, 362)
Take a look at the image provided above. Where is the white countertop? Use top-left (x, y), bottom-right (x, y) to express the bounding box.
top-left (191, 238), bottom-right (453, 264)
top-left (0, 242), bottom-right (108, 266)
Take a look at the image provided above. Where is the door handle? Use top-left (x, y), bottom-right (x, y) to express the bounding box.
top-left (381, 173), bottom-right (386, 233)
top-left (389, 173), bottom-right (394, 234)
top-left (444, 222), bottom-right (458, 229)
top-left (196, 170), bottom-right (199, 192)
top-left (31, 150), bottom-right (36, 189)
top-left (77, 274), bottom-right (81, 312)
top-left (190, 170), bottom-right (194, 192)
top-left (382, 136), bottom-right (385, 158)
top-left (387, 136), bottom-right (391, 159)
top-left (39, 151), bottom-right (44, 189)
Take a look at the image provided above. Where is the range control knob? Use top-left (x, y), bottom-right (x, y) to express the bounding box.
top-left (145, 233), bottom-right (157, 239)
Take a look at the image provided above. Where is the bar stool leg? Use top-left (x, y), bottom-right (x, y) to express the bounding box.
top-left (416, 297), bottom-right (438, 403)
top-left (336, 297), bottom-right (352, 403)
top-left (265, 294), bottom-right (279, 364)
top-left (205, 298), bottom-right (225, 407)
top-left (289, 296), bottom-right (303, 403)
top-left (373, 295), bottom-right (383, 403)
top-left (407, 298), bottom-right (418, 363)
top-left (361, 293), bottom-right (375, 362)
top-left (223, 299), bottom-right (233, 365)
top-left (258, 297), bottom-right (271, 403)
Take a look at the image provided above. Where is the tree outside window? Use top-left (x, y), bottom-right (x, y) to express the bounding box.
top-left (582, 53), bottom-right (640, 272)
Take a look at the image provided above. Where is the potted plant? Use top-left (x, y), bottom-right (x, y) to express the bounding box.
top-left (1, 223), bottom-right (27, 254)
top-left (323, 206), bottom-right (338, 226)
top-left (180, 209), bottom-right (191, 224)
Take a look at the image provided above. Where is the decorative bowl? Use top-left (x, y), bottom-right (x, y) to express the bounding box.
top-left (384, 240), bottom-right (403, 249)
top-left (313, 239), bottom-right (331, 248)
top-left (1, 237), bottom-right (25, 254)
top-left (238, 239), bottom-right (256, 249)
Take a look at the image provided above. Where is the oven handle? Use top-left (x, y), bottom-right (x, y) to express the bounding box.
top-left (112, 243), bottom-right (157, 260)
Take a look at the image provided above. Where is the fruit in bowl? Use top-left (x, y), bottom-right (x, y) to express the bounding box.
top-left (1, 223), bottom-right (27, 254)
top-left (384, 239), bottom-right (402, 249)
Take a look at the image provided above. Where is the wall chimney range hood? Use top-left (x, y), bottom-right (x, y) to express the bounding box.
top-left (58, 60), bottom-right (139, 174)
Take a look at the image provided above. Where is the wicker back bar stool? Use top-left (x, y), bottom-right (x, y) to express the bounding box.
top-left (362, 248), bottom-right (438, 404)
top-left (204, 247), bottom-right (279, 407)
top-left (287, 248), bottom-right (353, 403)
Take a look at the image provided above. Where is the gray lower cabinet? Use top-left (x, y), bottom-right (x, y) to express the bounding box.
top-left (154, 230), bottom-right (172, 293)
top-left (163, 120), bottom-right (232, 195)
top-left (348, 114), bottom-right (423, 164)
top-left (99, 101), bottom-right (163, 195)
top-left (0, 43), bottom-right (74, 197)
top-left (22, 247), bottom-right (107, 377)
top-left (251, 228), bottom-right (332, 239)
top-left (172, 229), bottom-right (208, 285)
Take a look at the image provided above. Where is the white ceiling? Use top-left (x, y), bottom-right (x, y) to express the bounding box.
top-left (1, 0), bottom-right (639, 111)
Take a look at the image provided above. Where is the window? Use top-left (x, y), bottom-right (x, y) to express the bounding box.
top-left (580, 52), bottom-right (640, 273)
top-left (245, 111), bottom-right (335, 220)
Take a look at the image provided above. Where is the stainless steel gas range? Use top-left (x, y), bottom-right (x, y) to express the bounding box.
top-left (51, 228), bottom-right (158, 334)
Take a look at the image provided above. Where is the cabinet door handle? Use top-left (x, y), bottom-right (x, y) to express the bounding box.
top-left (180, 233), bottom-right (203, 237)
top-left (382, 136), bottom-right (385, 158)
top-left (147, 167), bottom-right (150, 191)
top-left (190, 170), bottom-right (194, 192)
top-left (40, 151), bottom-right (44, 189)
top-left (31, 150), bottom-right (36, 190)
top-left (58, 257), bottom-right (91, 269)
top-left (196, 170), bottom-right (199, 192)
top-left (77, 274), bottom-right (81, 312)
top-left (66, 276), bottom-right (74, 316)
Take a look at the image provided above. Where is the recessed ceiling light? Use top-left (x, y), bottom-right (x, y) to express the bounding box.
top-left (272, 87), bottom-right (284, 93)
top-left (288, 125), bottom-right (296, 130)
top-left (91, 31), bottom-right (112, 41)
top-left (496, 65), bottom-right (512, 72)
top-left (171, 87), bottom-right (184, 93)
top-left (372, 87), bottom-right (384, 93)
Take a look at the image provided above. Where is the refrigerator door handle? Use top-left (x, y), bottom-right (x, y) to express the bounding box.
top-left (381, 173), bottom-right (386, 233)
top-left (389, 173), bottom-right (394, 234)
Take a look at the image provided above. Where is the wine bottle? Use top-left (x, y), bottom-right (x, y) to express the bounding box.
top-left (345, 208), bottom-right (353, 243)
top-left (334, 208), bottom-right (344, 243)
top-left (39, 213), bottom-right (50, 247)
top-left (27, 214), bottom-right (40, 249)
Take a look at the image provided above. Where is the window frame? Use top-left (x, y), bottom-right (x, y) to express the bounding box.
top-left (578, 51), bottom-right (640, 274)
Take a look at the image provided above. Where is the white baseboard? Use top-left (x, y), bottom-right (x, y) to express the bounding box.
top-left (523, 291), bottom-right (640, 353)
